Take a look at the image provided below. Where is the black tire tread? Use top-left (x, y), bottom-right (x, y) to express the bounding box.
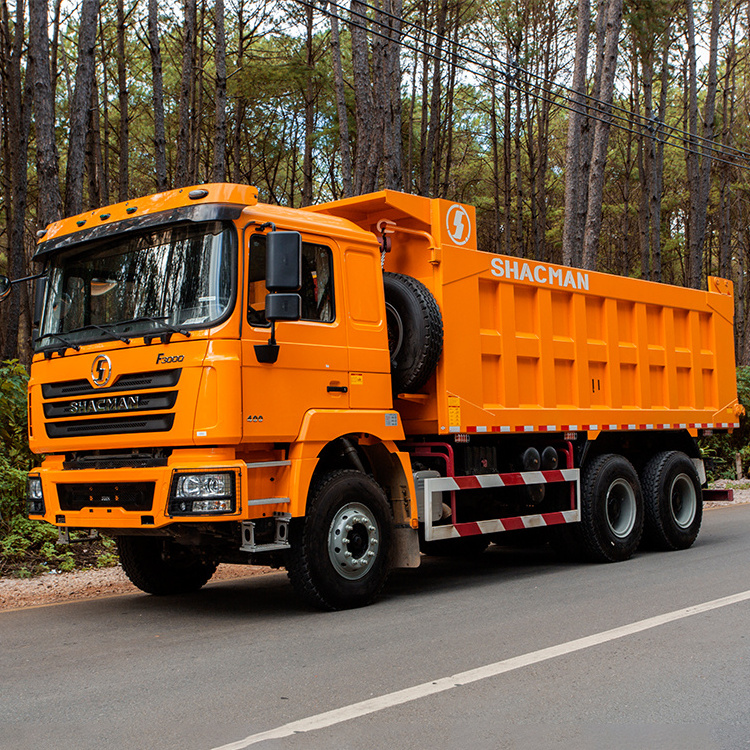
top-left (641, 451), bottom-right (702, 551)
top-left (117, 536), bottom-right (217, 595)
top-left (577, 453), bottom-right (644, 563)
top-left (383, 272), bottom-right (443, 393)
top-left (286, 470), bottom-right (392, 610)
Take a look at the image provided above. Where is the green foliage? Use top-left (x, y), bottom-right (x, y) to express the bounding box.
top-left (0, 360), bottom-right (118, 577)
top-left (0, 360), bottom-right (35, 471)
top-left (0, 360), bottom-right (35, 526)
top-left (700, 366), bottom-right (750, 480)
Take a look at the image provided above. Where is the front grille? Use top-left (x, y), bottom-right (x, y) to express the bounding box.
top-left (63, 449), bottom-right (172, 470)
top-left (42, 369), bottom-right (182, 399)
top-left (57, 482), bottom-right (155, 511)
top-left (45, 413), bottom-right (175, 438)
top-left (43, 391), bottom-right (178, 419)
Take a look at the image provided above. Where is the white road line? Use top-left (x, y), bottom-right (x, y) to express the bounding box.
top-left (210, 589), bottom-right (750, 750)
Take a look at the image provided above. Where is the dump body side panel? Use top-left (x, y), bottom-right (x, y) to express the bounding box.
top-left (311, 190), bottom-right (740, 438)
top-left (391, 247), bottom-right (738, 436)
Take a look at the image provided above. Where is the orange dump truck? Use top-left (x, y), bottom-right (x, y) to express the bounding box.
top-left (1, 184), bottom-right (741, 609)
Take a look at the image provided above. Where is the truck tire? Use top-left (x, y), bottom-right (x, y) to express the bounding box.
top-left (577, 454), bottom-right (644, 562)
top-left (116, 536), bottom-right (217, 595)
top-left (383, 272), bottom-right (443, 393)
top-left (641, 451), bottom-right (702, 550)
top-left (286, 470), bottom-right (392, 610)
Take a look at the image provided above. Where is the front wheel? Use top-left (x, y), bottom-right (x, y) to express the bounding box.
top-left (577, 454), bottom-right (644, 562)
top-left (286, 470), bottom-right (392, 610)
top-left (116, 536), bottom-right (217, 595)
top-left (641, 451), bottom-right (702, 550)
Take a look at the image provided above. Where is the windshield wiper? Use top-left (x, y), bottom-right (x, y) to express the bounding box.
top-left (36, 332), bottom-right (81, 358)
top-left (66, 323), bottom-right (131, 344)
top-left (112, 316), bottom-right (192, 344)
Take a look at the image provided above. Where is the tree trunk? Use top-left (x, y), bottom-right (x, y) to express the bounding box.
top-left (581, 0), bottom-right (623, 270)
top-left (440, 5), bottom-right (458, 198)
top-left (212, 0), bottom-right (227, 182)
top-left (503, 64), bottom-right (512, 256)
top-left (328, 0), bottom-right (353, 196)
top-left (1, 0), bottom-right (32, 362)
top-left (350, 0), bottom-right (379, 193)
top-left (651, 27), bottom-right (671, 283)
top-left (64, 0), bottom-right (99, 217)
top-left (718, 24), bottom-right (736, 281)
top-left (302, 2), bottom-right (314, 205)
top-left (148, 0), bottom-right (168, 190)
top-left (175, 0), bottom-right (197, 187)
top-left (116, 0), bottom-right (128, 201)
top-left (29, 0), bottom-right (63, 227)
top-left (562, 0), bottom-right (590, 267)
top-left (86, 82), bottom-right (103, 207)
top-left (98, 12), bottom-right (110, 205)
top-left (381, 0), bottom-right (403, 191)
top-left (420, 0), bottom-right (447, 197)
top-left (490, 71), bottom-right (501, 252)
top-left (687, 0), bottom-right (720, 289)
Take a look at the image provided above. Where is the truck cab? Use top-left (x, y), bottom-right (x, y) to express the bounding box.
top-left (18, 184), bottom-right (418, 609)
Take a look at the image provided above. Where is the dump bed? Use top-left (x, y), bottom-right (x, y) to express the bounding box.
top-left (309, 191), bottom-right (741, 438)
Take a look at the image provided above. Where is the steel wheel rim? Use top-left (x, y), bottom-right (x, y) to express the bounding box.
top-left (606, 478), bottom-right (637, 538)
top-left (328, 502), bottom-right (380, 580)
top-left (670, 473), bottom-right (697, 529)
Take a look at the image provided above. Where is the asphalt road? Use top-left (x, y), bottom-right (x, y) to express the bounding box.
top-left (2, 504), bottom-right (749, 750)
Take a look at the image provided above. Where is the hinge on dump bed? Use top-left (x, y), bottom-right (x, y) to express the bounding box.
top-left (240, 513), bottom-right (291, 553)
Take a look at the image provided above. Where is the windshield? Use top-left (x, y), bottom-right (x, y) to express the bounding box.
top-left (38, 221), bottom-right (236, 349)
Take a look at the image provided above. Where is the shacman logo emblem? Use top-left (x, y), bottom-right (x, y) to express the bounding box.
top-left (91, 354), bottom-right (112, 388)
top-left (445, 204), bottom-right (471, 246)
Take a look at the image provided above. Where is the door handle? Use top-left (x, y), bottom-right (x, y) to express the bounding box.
top-left (327, 385), bottom-right (348, 393)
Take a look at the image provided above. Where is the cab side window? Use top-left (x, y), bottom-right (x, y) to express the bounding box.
top-left (247, 234), bottom-right (335, 327)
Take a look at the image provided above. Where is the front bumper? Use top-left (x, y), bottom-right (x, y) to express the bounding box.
top-left (30, 448), bottom-right (293, 530)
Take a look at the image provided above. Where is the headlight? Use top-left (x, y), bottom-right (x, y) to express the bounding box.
top-left (169, 471), bottom-right (237, 515)
top-left (27, 476), bottom-right (45, 515)
top-left (175, 473), bottom-right (232, 499)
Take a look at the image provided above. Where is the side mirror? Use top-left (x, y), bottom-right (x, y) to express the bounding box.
top-left (255, 231), bottom-right (303, 364)
top-left (0, 275), bottom-right (11, 301)
top-left (266, 231), bottom-right (302, 291)
top-left (265, 292), bottom-right (301, 322)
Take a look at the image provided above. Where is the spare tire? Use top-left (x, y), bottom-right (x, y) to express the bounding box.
top-left (383, 272), bottom-right (443, 393)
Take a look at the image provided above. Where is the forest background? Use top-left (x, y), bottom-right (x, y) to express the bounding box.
top-left (0, 0), bottom-right (749, 575)
top-left (0, 0), bottom-right (749, 364)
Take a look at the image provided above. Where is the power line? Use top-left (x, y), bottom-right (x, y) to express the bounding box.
top-left (297, 0), bottom-right (750, 173)
top-left (327, 0), bottom-right (750, 166)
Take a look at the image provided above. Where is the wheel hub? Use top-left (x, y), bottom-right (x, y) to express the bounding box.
top-left (606, 478), bottom-right (637, 539)
top-left (670, 473), bottom-right (697, 529)
top-left (328, 502), bottom-right (380, 580)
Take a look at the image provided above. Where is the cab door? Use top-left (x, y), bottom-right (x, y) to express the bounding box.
top-left (241, 232), bottom-right (349, 442)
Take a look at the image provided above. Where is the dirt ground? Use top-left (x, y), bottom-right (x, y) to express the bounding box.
top-left (0, 564), bottom-right (276, 611)
top-left (2, 483), bottom-right (748, 611)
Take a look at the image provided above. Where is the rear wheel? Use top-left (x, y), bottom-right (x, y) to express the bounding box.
top-left (116, 536), bottom-right (217, 595)
top-left (286, 470), bottom-right (392, 610)
top-left (641, 451), bottom-right (702, 550)
top-left (577, 454), bottom-right (644, 562)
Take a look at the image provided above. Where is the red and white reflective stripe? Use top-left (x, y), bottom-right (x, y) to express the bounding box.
top-left (422, 469), bottom-right (581, 543)
top-left (456, 422), bottom-right (739, 435)
top-left (428, 468), bottom-right (578, 493)
top-left (429, 510), bottom-right (581, 540)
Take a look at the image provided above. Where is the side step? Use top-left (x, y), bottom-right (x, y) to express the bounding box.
top-left (240, 512), bottom-right (291, 553)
